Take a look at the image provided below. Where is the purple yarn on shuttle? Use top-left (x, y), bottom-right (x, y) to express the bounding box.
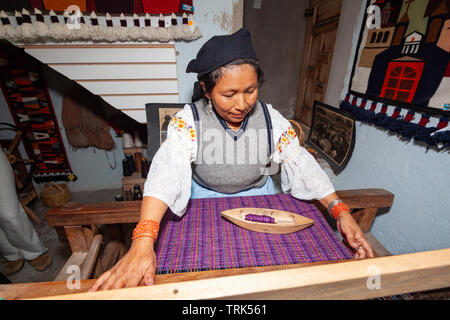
top-left (245, 214), bottom-right (275, 224)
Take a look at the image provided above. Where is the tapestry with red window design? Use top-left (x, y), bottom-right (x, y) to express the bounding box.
top-left (341, 0), bottom-right (450, 149)
top-left (380, 61), bottom-right (425, 102)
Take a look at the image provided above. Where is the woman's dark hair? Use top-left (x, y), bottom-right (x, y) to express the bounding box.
top-left (192, 58), bottom-right (265, 102)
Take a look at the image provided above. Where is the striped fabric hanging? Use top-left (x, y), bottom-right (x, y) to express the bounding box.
top-left (142, 0), bottom-right (180, 14)
top-left (42, 0), bottom-right (86, 12)
top-left (94, 0), bottom-right (133, 14)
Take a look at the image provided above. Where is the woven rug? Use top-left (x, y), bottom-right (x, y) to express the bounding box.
top-left (154, 194), bottom-right (353, 273)
top-left (0, 43), bottom-right (76, 183)
top-left (154, 193), bottom-right (414, 300)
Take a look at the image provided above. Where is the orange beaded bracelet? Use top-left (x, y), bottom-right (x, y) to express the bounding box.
top-left (132, 219), bottom-right (159, 240)
top-left (329, 200), bottom-right (351, 219)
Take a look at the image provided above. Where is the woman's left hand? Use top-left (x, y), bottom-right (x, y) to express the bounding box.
top-left (336, 211), bottom-right (374, 259)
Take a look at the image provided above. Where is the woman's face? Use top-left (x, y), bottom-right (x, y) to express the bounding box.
top-left (202, 64), bottom-right (259, 126)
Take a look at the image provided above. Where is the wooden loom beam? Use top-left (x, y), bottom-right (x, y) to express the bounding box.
top-left (0, 260), bottom-right (340, 300)
top-left (7, 248), bottom-right (450, 300)
top-left (45, 188), bottom-right (395, 228)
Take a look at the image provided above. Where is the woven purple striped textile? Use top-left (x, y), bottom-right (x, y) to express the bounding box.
top-left (154, 194), bottom-right (353, 273)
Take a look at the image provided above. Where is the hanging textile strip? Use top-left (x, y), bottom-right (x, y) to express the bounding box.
top-left (133, 0), bottom-right (144, 14)
top-left (0, 10), bottom-right (202, 43)
top-left (142, 0), bottom-right (180, 14)
top-left (341, 93), bottom-right (449, 150)
top-left (0, 43), bottom-right (76, 183)
top-left (94, 0), bottom-right (133, 14)
top-left (0, 1), bottom-right (31, 12)
top-left (42, 0), bottom-right (86, 12)
top-left (154, 193), bottom-right (353, 273)
top-left (86, 0), bottom-right (96, 12)
top-left (31, 0), bottom-right (45, 10)
top-left (179, 0), bottom-right (194, 14)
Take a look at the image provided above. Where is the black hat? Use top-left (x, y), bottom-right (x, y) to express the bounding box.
top-left (186, 28), bottom-right (257, 74)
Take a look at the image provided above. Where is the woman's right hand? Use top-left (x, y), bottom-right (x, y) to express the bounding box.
top-left (89, 237), bottom-right (157, 291)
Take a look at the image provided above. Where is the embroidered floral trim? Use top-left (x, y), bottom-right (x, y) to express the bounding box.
top-left (277, 126), bottom-right (297, 153)
top-left (170, 116), bottom-right (196, 142)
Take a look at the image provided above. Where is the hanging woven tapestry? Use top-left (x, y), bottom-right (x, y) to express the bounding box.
top-left (0, 43), bottom-right (76, 182)
top-left (0, 0), bottom-right (194, 14)
top-left (0, 1), bottom-right (200, 44)
top-left (340, 0), bottom-right (450, 150)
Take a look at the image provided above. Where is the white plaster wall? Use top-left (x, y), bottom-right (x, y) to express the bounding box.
top-left (325, 0), bottom-right (367, 106)
top-left (325, 0), bottom-right (450, 255)
top-left (175, 0), bottom-right (243, 103)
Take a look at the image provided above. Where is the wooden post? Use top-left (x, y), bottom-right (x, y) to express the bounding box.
top-left (80, 234), bottom-right (103, 280)
top-left (64, 226), bottom-right (91, 253)
top-left (352, 208), bottom-right (378, 233)
top-left (0, 260), bottom-right (340, 300)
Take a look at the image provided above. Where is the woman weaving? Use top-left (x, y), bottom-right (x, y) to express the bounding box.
top-left (90, 28), bottom-right (374, 291)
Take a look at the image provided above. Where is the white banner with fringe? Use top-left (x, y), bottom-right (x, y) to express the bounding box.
top-left (0, 8), bottom-right (202, 43)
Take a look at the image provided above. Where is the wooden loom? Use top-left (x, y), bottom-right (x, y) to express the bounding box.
top-left (1, 188), bottom-right (449, 300)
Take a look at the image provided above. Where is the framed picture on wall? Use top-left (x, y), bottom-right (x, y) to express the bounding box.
top-left (145, 103), bottom-right (185, 161)
top-left (305, 101), bottom-right (356, 175)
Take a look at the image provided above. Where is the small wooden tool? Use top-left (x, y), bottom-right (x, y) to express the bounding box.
top-left (221, 207), bottom-right (314, 234)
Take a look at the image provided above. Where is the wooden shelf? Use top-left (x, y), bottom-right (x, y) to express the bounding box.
top-left (121, 172), bottom-right (146, 195)
top-left (123, 147), bottom-right (143, 156)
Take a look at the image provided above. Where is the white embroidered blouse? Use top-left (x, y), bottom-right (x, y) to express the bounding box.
top-left (143, 103), bottom-right (335, 217)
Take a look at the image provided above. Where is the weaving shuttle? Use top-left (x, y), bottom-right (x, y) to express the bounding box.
top-left (221, 207), bottom-right (314, 234)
